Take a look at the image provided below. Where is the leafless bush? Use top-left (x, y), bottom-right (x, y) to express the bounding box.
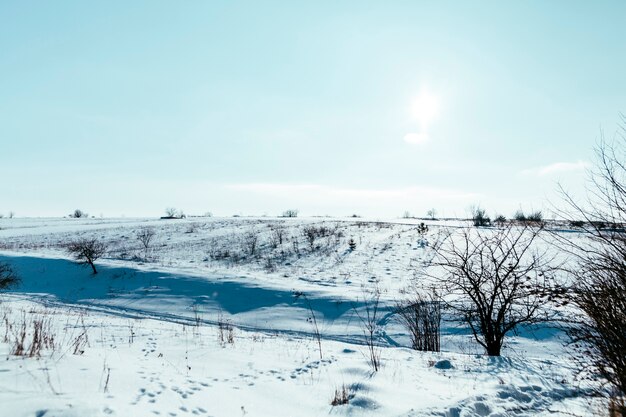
top-left (67, 238), bottom-right (108, 274)
top-left (217, 313), bottom-right (234, 347)
top-left (552, 125), bottom-right (626, 414)
top-left (269, 225), bottom-right (286, 248)
top-left (0, 262), bottom-right (20, 290)
top-left (243, 231), bottom-right (259, 256)
top-left (10, 313), bottom-right (55, 357)
top-left (294, 291), bottom-right (323, 359)
top-left (302, 224), bottom-right (340, 251)
top-left (330, 384), bottom-right (352, 406)
top-left (354, 286), bottom-right (382, 372)
top-left (263, 256), bottom-right (277, 272)
top-left (136, 228), bottom-right (156, 260)
top-left (514, 210), bottom-right (544, 225)
top-left (396, 290), bottom-right (441, 352)
top-left (471, 205), bottom-right (491, 227)
top-left (417, 222), bottom-right (429, 247)
top-left (428, 224), bottom-right (556, 356)
top-left (71, 209), bottom-right (87, 218)
top-left (282, 209), bottom-right (299, 218)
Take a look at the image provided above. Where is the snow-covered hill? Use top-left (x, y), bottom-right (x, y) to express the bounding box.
top-left (0, 217), bottom-right (602, 416)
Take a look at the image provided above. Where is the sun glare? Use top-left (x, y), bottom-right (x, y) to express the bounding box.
top-left (411, 89), bottom-right (441, 128)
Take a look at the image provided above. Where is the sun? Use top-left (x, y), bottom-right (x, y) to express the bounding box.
top-left (411, 89), bottom-right (441, 128)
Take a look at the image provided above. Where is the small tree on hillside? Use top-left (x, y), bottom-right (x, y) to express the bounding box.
top-left (427, 224), bottom-right (555, 356)
top-left (67, 238), bottom-right (108, 274)
top-left (136, 228), bottom-right (156, 260)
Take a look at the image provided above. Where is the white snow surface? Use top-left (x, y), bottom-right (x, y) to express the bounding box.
top-left (0, 217), bottom-right (604, 416)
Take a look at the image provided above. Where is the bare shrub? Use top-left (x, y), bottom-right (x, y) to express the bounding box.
top-left (471, 205), bottom-right (491, 227)
top-left (136, 228), bottom-right (156, 260)
top-left (494, 214), bottom-right (507, 227)
top-left (243, 231), bottom-right (259, 256)
top-left (428, 224), bottom-right (556, 356)
top-left (71, 209), bottom-right (86, 218)
top-left (354, 286), bottom-right (382, 371)
top-left (282, 209), bottom-right (299, 218)
top-left (417, 222), bottom-right (429, 247)
top-left (11, 313), bottom-right (55, 357)
top-left (67, 238), bottom-right (108, 274)
top-left (302, 224), bottom-right (337, 251)
top-left (330, 384), bottom-right (352, 406)
top-left (0, 262), bottom-right (20, 290)
top-left (269, 225), bottom-right (286, 248)
top-left (294, 291), bottom-right (323, 360)
top-left (217, 313), bottom-right (234, 347)
top-left (396, 290), bottom-right (441, 352)
top-left (514, 210), bottom-right (543, 225)
top-left (552, 126), bottom-right (626, 413)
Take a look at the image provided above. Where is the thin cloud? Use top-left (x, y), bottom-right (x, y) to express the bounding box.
top-left (520, 161), bottom-right (590, 177)
top-left (403, 132), bottom-right (430, 145)
top-left (224, 183), bottom-right (479, 215)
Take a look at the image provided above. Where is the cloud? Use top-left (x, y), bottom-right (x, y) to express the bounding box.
top-left (224, 183), bottom-right (479, 216)
top-left (520, 160), bottom-right (590, 177)
top-left (403, 132), bottom-right (430, 145)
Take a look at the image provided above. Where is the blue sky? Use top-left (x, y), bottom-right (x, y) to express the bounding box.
top-left (1, 1), bottom-right (624, 218)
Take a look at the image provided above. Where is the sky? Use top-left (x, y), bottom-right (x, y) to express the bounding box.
top-left (1, 1), bottom-right (625, 218)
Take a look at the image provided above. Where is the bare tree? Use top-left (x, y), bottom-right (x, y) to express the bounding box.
top-left (552, 123), bottom-right (626, 413)
top-left (136, 228), bottom-right (156, 260)
top-left (8, 211), bottom-right (14, 219)
top-left (282, 209), bottom-right (299, 218)
top-left (427, 208), bottom-right (437, 220)
top-left (0, 262), bottom-right (20, 290)
top-left (71, 209), bottom-right (86, 218)
top-left (427, 225), bottom-right (555, 356)
top-left (67, 238), bottom-right (108, 274)
top-left (164, 207), bottom-right (178, 218)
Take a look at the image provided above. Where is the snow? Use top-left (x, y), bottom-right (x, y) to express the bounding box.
top-left (0, 217), bottom-right (605, 416)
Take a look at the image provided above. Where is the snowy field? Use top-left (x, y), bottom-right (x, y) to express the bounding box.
top-left (0, 217), bottom-right (604, 416)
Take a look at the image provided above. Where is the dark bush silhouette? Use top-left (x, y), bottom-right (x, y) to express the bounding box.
top-left (471, 206), bottom-right (491, 227)
top-left (0, 262), bottom-right (20, 290)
